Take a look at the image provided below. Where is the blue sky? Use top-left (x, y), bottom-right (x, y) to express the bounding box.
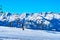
top-left (0, 0), bottom-right (60, 13)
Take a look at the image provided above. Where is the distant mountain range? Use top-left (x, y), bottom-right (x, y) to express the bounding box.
top-left (0, 12), bottom-right (60, 31)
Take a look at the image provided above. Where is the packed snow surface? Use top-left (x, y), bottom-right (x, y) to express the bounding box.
top-left (0, 26), bottom-right (60, 40)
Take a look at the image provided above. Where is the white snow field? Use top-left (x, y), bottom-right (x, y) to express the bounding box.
top-left (0, 26), bottom-right (60, 40)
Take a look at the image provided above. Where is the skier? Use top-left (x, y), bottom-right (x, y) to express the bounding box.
top-left (22, 23), bottom-right (24, 30)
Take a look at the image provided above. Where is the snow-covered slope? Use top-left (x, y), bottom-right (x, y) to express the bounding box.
top-left (0, 12), bottom-right (60, 40)
top-left (0, 12), bottom-right (60, 31)
top-left (0, 26), bottom-right (60, 40)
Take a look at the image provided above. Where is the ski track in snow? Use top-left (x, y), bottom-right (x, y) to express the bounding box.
top-left (0, 26), bottom-right (60, 40)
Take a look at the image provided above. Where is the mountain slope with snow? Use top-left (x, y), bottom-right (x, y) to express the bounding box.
top-left (0, 12), bottom-right (60, 31)
top-left (0, 12), bottom-right (60, 40)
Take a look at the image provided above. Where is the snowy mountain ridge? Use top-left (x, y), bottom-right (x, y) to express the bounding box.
top-left (0, 12), bottom-right (60, 31)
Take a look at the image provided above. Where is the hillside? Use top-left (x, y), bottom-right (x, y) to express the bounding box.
top-left (0, 12), bottom-right (60, 31)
